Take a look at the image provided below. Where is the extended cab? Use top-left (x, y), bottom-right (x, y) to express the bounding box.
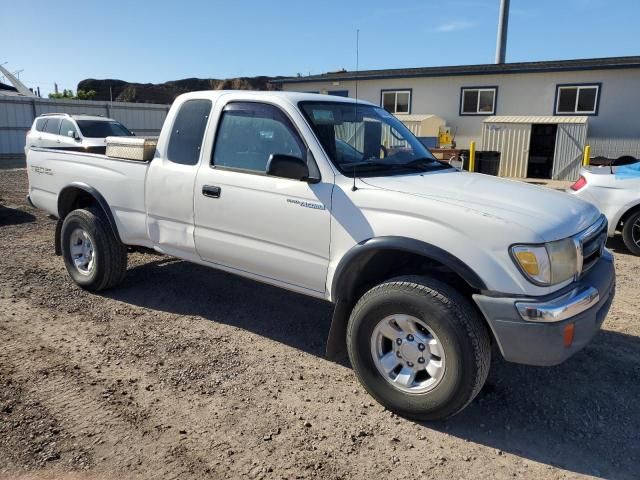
top-left (26, 91), bottom-right (616, 420)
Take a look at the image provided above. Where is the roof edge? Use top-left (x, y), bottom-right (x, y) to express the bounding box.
top-left (272, 56), bottom-right (640, 84)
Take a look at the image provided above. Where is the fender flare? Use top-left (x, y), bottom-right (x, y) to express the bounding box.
top-left (330, 236), bottom-right (486, 302)
top-left (57, 182), bottom-right (122, 243)
top-left (325, 236), bottom-right (486, 360)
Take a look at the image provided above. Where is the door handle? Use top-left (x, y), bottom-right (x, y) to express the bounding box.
top-left (202, 185), bottom-right (221, 198)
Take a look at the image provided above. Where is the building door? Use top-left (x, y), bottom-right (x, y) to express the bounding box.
top-left (482, 122), bottom-right (531, 177)
top-left (552, 123), bottom-right (588, 180)
top-left (527, 124), bottom-right (558, 179)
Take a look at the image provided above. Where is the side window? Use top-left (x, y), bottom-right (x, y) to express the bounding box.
top-left (381, 90), bottom-right (411, 114)
top-left (60, 119), bottom-right (78, 138)
top-left (460, 87), bottom-right (497, 115)
top-left (167, 99), bottom-right (212, 165)
top-left (43, 117), bottom-right (62, 134)
top-left (212, 102), bottom-right (305, 173)
top-left (555, 84), bottom-right (600, 115)
top-left (35, 118), bottom-right (47, 131)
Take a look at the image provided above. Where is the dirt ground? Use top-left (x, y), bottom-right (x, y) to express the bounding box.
top-left (1, 167), bottom-right (639, 480)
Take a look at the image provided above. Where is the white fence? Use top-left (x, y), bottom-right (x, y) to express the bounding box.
top-left (0, 96), bottom-right (170, 164)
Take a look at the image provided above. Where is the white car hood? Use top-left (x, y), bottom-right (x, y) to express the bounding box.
top-left (360, 171), bottom-right (601, 242)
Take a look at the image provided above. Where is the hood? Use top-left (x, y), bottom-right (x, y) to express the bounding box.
top-left (360, 171), bottom-right (600, 242)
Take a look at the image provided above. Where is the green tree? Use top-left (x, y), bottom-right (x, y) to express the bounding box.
top-left (48, 89), bottom-right (96, 100)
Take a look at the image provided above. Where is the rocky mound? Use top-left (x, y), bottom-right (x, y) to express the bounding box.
top-left (77, 76), bottom-right (281, 104)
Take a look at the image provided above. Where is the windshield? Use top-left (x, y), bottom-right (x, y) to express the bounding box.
top-left (299, 101), bottom-right (448, 177)
top-left (76, 120), bottom-right (133, 138)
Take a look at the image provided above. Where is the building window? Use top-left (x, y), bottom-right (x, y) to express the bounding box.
top-left (555, 84), bottom-right (600, 115)
top-left (327, 90), bottom-right (349, 97)
top-left (381, 90), bottom-right (411, 114)
top-left (460, 87), bottom-right (497, 115)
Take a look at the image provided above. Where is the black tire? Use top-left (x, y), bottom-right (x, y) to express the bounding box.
top-left (621, 210), bottom-right (640, 256)
top-left (346, 275), bottom-right (491, 421)
top-left (60, 208), bottom-right (127, 291)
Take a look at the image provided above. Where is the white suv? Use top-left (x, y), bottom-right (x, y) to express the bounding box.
top-left (25, 113), bottom-right (133, 154)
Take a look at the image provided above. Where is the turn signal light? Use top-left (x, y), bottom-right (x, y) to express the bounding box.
top-left (563, 323), bottom-right (575, 347)
top-left (570, 176), bottom-right (587, 191)
top-left (514, 251), bottom-right (540, 275)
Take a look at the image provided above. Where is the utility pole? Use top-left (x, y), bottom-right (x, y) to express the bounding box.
top-left (495, 0), bottom-right (510, 64)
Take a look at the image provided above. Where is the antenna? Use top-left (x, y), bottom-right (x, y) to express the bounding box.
top-left (352, 28), bottom-right (360, 192)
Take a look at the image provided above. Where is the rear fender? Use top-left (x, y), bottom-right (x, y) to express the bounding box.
top-left (57, 183), bottom-right (122, 243)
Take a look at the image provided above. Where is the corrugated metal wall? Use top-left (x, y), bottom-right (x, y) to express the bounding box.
top-left (552, 124), bottom-right (588, 181)
top-left (588, 137), bottom-right (640, 159)
top-left (0, 96), bottom-right (170, 162)
top-left (481, 123), bottom-right (532, 177)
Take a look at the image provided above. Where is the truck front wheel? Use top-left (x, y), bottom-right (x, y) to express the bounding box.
top-left (60, 208), bottom-right (127, 291)
top-left (346, 275), bottom-right (491, 421)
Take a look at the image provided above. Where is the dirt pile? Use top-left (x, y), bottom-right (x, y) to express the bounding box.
top-left (77, 76), bottom-right (281, 104)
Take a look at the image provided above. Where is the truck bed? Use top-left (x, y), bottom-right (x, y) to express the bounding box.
top-left (27, 147), bottom-right (153, 247)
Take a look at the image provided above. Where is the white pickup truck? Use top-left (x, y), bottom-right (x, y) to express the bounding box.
top-left (26, 91), bottom-right (615, 420)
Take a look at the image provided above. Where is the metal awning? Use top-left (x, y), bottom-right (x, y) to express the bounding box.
top-left (483, 115), bottom-right (588, 124)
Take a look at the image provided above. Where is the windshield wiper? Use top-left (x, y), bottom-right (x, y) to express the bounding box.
top-left (341, 158), bottom-right (450, 175)
top-left (404, 158), bottom-right (452, 171)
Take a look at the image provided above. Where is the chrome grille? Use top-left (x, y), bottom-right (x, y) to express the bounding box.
top-left (575, 215), bottom-right (607, 277)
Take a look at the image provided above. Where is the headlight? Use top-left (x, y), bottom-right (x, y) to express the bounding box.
top-left (511, 238), bottom-right (578, 286)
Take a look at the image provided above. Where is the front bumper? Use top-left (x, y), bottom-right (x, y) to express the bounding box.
top-left (473, 251), bottom-right (616, 366)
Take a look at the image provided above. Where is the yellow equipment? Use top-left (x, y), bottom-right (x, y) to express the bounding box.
top-left (438, 126), bottom-right (454, 149)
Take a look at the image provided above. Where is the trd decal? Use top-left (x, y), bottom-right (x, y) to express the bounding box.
top-left (31, 165), bottom-right (53, 176)
top-left (286, 198), bottom-right (325, 210)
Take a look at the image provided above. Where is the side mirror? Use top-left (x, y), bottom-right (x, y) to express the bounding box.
top-left (266, 154), bottom-right (309, 181)
top-left (68, 130), bottom-right (79, 140)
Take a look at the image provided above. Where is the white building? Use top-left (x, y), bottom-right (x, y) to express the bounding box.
top-left (274, 56), bottom-right (640, 180)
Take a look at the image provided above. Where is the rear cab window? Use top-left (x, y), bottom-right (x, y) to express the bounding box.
top-left (167, 99), bottom-right (212, 165)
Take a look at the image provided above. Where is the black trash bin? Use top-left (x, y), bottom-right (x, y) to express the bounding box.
top-left (476, 151), bottom-right (501, 176)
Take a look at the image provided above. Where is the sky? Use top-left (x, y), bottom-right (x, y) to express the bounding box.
top-left (2, 0), bottom-right (639, 96)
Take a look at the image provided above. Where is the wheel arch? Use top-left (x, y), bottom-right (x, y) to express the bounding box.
top-left (56, 183), bottom-right (122, 254)
top-left (617, 201), bottom-right (640, 230)
top-left (331, 236), bottom-right (486, 303)
top-left (325, 236), bottom-right (487, 360)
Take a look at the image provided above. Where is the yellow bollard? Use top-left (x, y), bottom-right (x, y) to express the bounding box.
top-left (582, 145), bottom-right (591, 167)
top-left (469, 141), bottom-right (476, 172)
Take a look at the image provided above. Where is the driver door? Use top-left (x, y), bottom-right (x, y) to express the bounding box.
top-left (194, 101), bottom-right (332, 295)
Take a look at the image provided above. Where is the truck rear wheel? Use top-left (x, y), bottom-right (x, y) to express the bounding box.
top-left (621, 210), bottom-right (640, 256)
top-left (346, 275), bottom-right (491, 421)
top-left (60, 208), bottom-right (127, 291)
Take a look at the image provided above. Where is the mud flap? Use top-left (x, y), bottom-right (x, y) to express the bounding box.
top-left (325, 299), bottom-right (351, 361)
top-left (54, 219), bottom-right (63, 256)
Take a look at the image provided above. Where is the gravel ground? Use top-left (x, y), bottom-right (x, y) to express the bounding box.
top-left (1, 168), bottom-right (639, 480)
